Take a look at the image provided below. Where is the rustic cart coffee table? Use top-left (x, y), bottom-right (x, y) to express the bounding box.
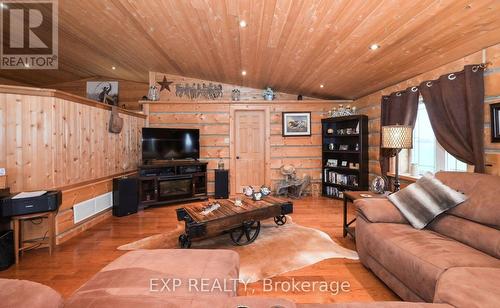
top-left (176, 196), bottom-right (293, 248)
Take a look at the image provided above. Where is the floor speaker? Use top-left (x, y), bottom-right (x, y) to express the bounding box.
top-left (113, 177), bottom-right (139, 217)
top-left (215, 169), bottom-right (229, 199)
top-left (0, 230), bottom-right (14, 271)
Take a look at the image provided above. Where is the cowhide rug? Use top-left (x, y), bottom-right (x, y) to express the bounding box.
top-left (118, 217), bottom-right (358, 283)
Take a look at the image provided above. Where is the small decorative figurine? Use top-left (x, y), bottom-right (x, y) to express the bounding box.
top-left (217, 159), bottom-right (224, 170)
top-left (260, 186), bottom-right (271, 196)
top-left (234, 199), bottom-right (242, 207)
top-left (252, 191), bottom-right (262, 201)
top-left (262, 87), bottom-right (275, 101)
top-left (371, 176), bottom-right (386, 194)
top-left (243, 186), bottom-right (254, 197)
top-left (147, 85), bottom-right (159, 101)
top-left (231, 89), bottom-right (241, 101)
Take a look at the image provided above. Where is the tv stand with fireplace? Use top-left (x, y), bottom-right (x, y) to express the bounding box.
top-left (138, 160), bottom-right (208, 207)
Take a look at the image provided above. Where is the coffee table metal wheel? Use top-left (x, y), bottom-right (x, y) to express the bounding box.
top-left (230, 220), bottom-right (261, 246)
top-left (178, 234), bottom-right (192, 248)
top-left (274, 215), bottom-right (287, 226)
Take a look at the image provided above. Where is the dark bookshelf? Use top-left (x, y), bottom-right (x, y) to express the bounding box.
top-left (321, 115), bottom-right (369, 199)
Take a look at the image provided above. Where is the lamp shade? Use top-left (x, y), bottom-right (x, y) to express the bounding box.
top-left (381, 125), bottom-right (413, 149)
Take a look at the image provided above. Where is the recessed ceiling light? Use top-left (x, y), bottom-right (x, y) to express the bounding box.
top-left (0, 3), bottom-right (7, 9)
top-left (320, 84), bottom-right (324, 88)
top-left (239, 20), bottom-right (247, 28)
top-left (112, 66), bottom-right (116, 70)
top-left (369, 44), bottom-right (380, 50)
top-left (241, 70), bottom-right (247, 76)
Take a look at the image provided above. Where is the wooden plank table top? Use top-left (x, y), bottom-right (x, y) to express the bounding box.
top-left (184, 196), bottom-right (289, 223)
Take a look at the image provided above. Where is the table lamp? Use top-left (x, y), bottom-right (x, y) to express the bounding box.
top-left (381, 124), bottom-right (413, 192)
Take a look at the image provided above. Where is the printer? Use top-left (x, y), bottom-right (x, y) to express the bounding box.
top-left (0, 191), bottom-right (61, 217)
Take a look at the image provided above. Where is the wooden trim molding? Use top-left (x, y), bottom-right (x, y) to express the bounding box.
top-left (140, 99), bottom-right (353, 105)
top-left (0, 84), bottom-right (147, 119)
top-left (229, 105), bottom-right (271, 194)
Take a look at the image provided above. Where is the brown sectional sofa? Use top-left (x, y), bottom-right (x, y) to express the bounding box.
top-left (355, 172), bottom-right (500, 308)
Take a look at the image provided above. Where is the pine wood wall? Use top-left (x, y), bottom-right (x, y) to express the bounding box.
top-left (353, 44), bottom-right (500, 182)
top-left (0, 85), bottom-right (146, 244)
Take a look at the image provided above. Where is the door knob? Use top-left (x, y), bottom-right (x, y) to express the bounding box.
top-left (236, 156), bottom-right (240, 159)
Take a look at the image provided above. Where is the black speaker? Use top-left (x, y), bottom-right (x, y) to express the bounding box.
top-left (113, 177), bottom-right (139, 217)
top-left (0, 230), bottom-right (14, 271)
top-left (215, 169), bottom-right (229, 199)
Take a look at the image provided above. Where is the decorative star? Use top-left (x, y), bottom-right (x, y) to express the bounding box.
top-left (157, 76), bottom-right (173, 92)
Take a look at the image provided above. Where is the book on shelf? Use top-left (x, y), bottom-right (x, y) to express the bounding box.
top-left (323, 170), bottom-right (359, 187)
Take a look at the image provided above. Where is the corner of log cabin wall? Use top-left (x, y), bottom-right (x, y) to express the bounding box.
top-left (0, 86), bottom-right (146, 244)
top-left (353, 44), bottom-right (500, 185)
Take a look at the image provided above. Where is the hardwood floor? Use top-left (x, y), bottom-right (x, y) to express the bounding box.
top-left (0, 196), bottom-right (398, 304)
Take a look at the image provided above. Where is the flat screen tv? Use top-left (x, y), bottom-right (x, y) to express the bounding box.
top-left (142, 128), bottom-right (200, 161)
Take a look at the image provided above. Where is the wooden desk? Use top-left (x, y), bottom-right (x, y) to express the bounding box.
top-left (343, 191), bottom-right (387, 239)
top-left (12, 211), bottom-right (56, 264)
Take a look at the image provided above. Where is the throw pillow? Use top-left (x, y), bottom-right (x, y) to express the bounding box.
top-left (388, 173), bottom-right (467, 229)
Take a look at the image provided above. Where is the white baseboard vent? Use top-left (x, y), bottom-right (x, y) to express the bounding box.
top-left (73, 192), bottom-right (113, 224)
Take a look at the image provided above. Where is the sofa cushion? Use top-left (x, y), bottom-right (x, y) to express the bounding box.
top-left (436, 172), bottom-right (500, 228)
top-left (71, 249), bottom-right (240, 298)
top-left (355, 198), bottom-right (408, 224)
top-left (65, 294), bottom-right (296, 308)
top-left (387, 173), bottom-right (467, 229)
top-left (428, 214), bottom-right (500, 259)
top-left (359, 222), bottom-right (500, 302)
top-left (434, 267), bottom-right (500, 308)
top-left (0, 278), bottom-right (63, 308)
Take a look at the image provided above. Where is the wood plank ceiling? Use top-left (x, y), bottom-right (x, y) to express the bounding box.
top-left (1, 0), bottom-right (500, 99)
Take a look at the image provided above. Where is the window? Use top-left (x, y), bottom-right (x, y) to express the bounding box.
top-left (393, 98), bottom-right (467, 176)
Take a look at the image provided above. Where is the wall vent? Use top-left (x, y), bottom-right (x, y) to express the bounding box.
top-left (73, 192), bottom-right (113, 224)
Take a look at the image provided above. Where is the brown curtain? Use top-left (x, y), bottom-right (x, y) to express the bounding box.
top-left (379, 87), bottom-right (420, 175)
top-left (419, 65), bottom-right (485, 173)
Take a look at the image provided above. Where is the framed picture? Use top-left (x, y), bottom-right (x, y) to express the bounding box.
top-left (282, 112), bottom-right (311, 136)
top-left (86, 81), bottom-right (119, 105)
top-left (339, 144), bottom-right (349, 151)
top-left (341, 161), bottom-right (348, 167)
top-left (491, 103), bottom-right (500, 143)
top-left (326, 159), bottom-right (338, 167)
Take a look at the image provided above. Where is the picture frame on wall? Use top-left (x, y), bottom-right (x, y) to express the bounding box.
top-left (282, 112), bottom-right (311, 136)
top-left (86, 81), bottom-right (119, 106)
top-left (491, 103), bottom-right (500, 143)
